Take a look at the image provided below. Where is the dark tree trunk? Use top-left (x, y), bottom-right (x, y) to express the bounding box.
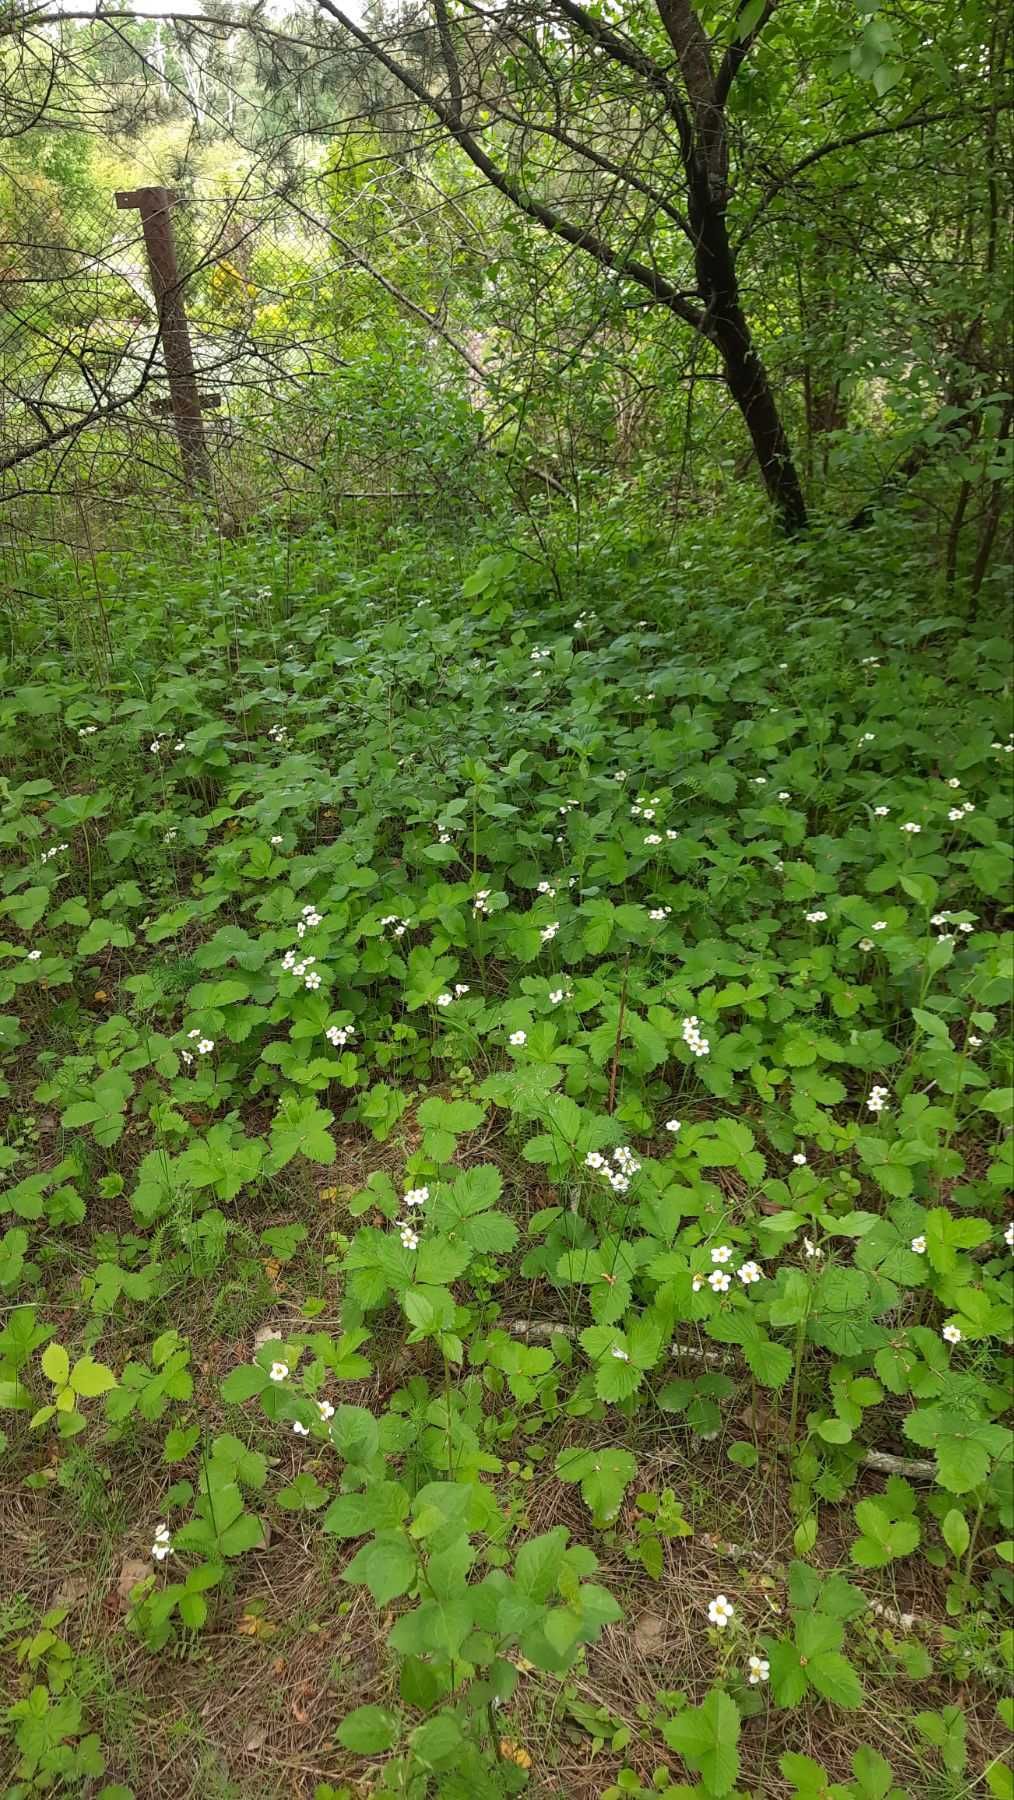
top-left (690, 176), bottom-right (808, 534)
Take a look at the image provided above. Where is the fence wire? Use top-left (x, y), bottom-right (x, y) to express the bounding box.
top-left (0, 176), bottom-right (469, 554)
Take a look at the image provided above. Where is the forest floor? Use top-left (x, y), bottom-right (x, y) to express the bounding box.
top-left (0, 515), bottom-right (1011, 1800)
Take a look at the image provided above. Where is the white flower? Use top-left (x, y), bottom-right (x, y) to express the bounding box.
top-left (643, 833), bottom-right (662, 845)
top-left (711, 1244), bottom-right (733, 1264)
top-left (269, 1361), bottom-right (289, 1382)
top-left (509, 1029), bottom-right (527, 1046)
top-left (613, 1146), bottom-right (640, 1176)
top-left (942, 1324), bottom-right (962, 1345)
top-left (163, 829), bottom-right (177, 844)
top-left (455, 983), bottom-right (470, 996)
top-left (305, 971), bottom-right (322, 990)
top-left (400, 1224), bottom-right (419, 1250)
top-left (778, 791), bottom-right (791, 801)
top-left (747, 1655), bottom-right (770, 1685)
top-left (738, 1261), bottom-right (762, 1285)
top-left (585, 1151), bottom-right (605, 1170)
top-left (27, 949), bottom-right (42, 961)
top-left (968, 1035), bottom-right (981, 1048)
top-left (860, 656), bottom-right (880, 666)
top-left (873, 805), bottom-right (890, 817)
top-left (867, 1084), bottom-right (889, 1114)
top-left (270, 835), bottom-right (284, 846)
top-left (804, 1237), bottom-right (822, 1260)
top-left (642, 807), bottom-right (655, 821)
top-left (861, 732), bottom-right (875, 743)
top-left (792, 1151), bottom-right (807, 1166)
top-left (709, 1269), bottom-right (731, 1293)
top-left (473, 889), bottom-right (491, 914)
top-left (859, 938), bottom-right (874, 951)
top-left (962, 803), bottom-right (975, 815)
top-left (292, 1420), bottom-right (310, 1436)
top-left (692, 1273), bottom-right (705, 1292)
top-left (666, 829), bottom-right (678, 840)
top-left (180, 1050), bottom-right (193, 1066)
top-left (608, 1170), bottom-right (630, 1194)
top-left (958, 921), bottom-right (973, 933)
top-left (302, 908), bottom-right (323, 927)
top-left (150, 739), bottom-right (162, 755)
top-left (610, 1347), bottom-right (629, 1361)
top-left (151, 1524), bottom-right (173, 1562)
top-left (436, 992), bottom-right (453, 1007)
top-left (317, 1399), bottom-right (335, 1421)
top-left (326, 1024), bottom-right (354, 1048)
top-left (197, 1038), bottom-right (215, 1055)
top-left (613, 770), bottom-right (627, 781)
top-left (77, 724), bottom-right (99, 737)
top-left (947, 808), bottom-right (964, 822)
top-left (665, 1118), bottom-right (681, 1133)
top-left (901, 821), bottom-right (921, 834)
top-left (681, 1015), bottom-right (710, 1057)
top-left (536, 880), bottom-right (556, 897)
top-left (540, 922), bottom-right (559, 944)
top-left (438, 832), bottom-right (451, 844)
top-left (1005, 1222), bottom-right (1013, 1249)
top-left (707, 1595), bottom-right (734, 1628)
top-left (753, 777), bottom-right (768, 786)
top-left (187, 1028), bottom-right (200, 1039)
top-left (946, 778), bottom-right (961, 789)
top-left (805, 910), bottom-right (827, 923)
top-left (911, 1236), bottom-right (926, 1254)
top-left (873, 920), bottom-right (887, 931)
top-left (404, 1187), bottom-right (429, 1208)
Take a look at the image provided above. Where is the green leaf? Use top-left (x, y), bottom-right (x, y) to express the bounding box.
top-left (220, 1363), bottom-right (267, 1403)
top-left (323, 1483), bottom-right (409, 1537)
top-left (515, 1527), bottom-right (569, 1601)
top-left (941, 1508), bottom-right (970, 1559)
top-left (276, 1472), bottom-right (329, 1511)
top-left (41, 1342), bottom-right (69, 1387)
top-left (663, 1687), bottom-right (740, 1795)
top-left (267, 1096), bottom-right (336, 1170)
top-left (807, 1650), bottom-right (864, 1708)
top-left (70, 1356), bottom-right (117, 1398)
top-left (337, 1704), bottom-right (401, 1754)
top-left (343, 1531), bottom-right (417, 1604)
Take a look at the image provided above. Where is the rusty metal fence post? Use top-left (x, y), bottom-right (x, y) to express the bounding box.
top-left (114, 186), bottom-right (213, 492)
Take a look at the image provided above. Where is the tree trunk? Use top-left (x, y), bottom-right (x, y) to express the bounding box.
top-left (691, 179), bottom-right (808, 533)
top-left (714, 310), bottom-right (808, 532)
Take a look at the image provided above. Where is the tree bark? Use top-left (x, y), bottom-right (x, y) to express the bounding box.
top-left (689, 174), bottom-right (808, 532)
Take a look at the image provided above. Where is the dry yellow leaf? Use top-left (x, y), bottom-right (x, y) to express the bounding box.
top-left (237, 1612), bottom-right (277, 1640)
top-left (499, 1739), bottom-right (532, 1769)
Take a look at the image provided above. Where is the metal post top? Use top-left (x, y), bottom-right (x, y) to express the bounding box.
top-left (115, 188), bottom-right (179, 211)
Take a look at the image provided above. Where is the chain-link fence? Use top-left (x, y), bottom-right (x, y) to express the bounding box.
top-left (0, 173), bottom-right (487, 555)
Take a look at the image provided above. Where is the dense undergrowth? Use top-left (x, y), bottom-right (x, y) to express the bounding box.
top-left (0, 511), bottom-right (1012, 1800)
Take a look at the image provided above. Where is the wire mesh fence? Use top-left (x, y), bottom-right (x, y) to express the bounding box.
top-left (0, 174), bottom-right (483, 557)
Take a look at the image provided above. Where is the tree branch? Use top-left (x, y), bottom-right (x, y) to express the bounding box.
top-left (715, 0), bottom-right (777, 108)
top-left (311, 0), bottom-right (709, 332)
top-left (550, 0), bottom-right (693, 155)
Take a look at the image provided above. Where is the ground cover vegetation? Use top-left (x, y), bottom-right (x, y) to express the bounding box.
top-left (0, 511), bottom-right (1011, 1798)
top-left (1, 0), bottom-right (1013, 1794)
